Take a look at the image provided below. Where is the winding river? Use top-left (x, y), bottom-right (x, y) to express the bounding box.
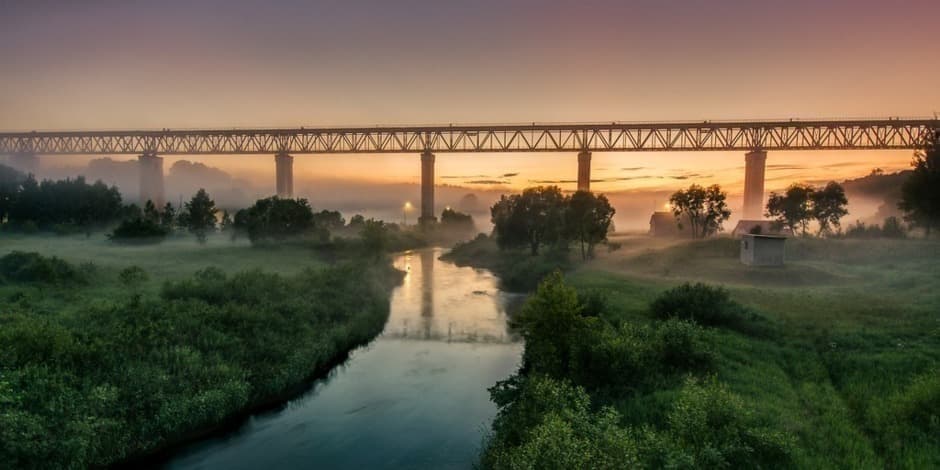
top-left (165, 248), bottom-right (524, 469)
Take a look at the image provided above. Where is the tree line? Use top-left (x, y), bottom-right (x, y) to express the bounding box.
top-left (491, 187), bottom-right (615, 259)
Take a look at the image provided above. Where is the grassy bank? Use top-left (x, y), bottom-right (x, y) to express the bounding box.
top-left (470, 235), bottom-right (940, 468)
top-left (0, 234), bottom-right (403, 468)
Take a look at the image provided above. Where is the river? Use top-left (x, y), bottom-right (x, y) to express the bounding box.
top-left (164, 248), bottom-right (524, 469)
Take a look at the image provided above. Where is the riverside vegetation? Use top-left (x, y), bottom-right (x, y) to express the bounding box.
top-left (0, 239), bottom-right (403, 468)
top-left (455, 235), bottom-right (939, 468)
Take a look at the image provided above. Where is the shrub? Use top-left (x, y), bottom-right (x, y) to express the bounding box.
top-left (109, 217), bottom-right (169, 243)
top-left (0, 251), bottom-right (82, 285)
top-left (642, 377), bottom-right (795, 468)
top-left (651, 283), bottom-right (738, 326)
top-left (484, 375), bottom-right (640, 469)
top-left (118, 266), bottom-right (149, 288)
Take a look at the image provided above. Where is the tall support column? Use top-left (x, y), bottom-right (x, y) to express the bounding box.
top-left (275, 152), bottom-right (294, 198)
top-left (577, 150), bottom-right (592, 191)
top-left (419, 150), bottom-right (436, 225)
top-left (138, 152), bottom-right (165, 208)
top-left (742, 149), bottom-right (767, 220)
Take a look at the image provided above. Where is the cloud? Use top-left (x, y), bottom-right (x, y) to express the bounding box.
top-left (441, 174), bottom-right (488, 179)
top-left (464, 179), bottom-right (510, 185)
top-left (528, 179), bottom-right (577, 184)
top-left (501, 172), bottom-right (519, 177)
top-left (620, 167), bottom-right (645, 171)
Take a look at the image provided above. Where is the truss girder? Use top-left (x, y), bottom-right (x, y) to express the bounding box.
top-left (1, 120), bottom-right (936, 155)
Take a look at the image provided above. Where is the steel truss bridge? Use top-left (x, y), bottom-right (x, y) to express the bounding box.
top-left (1, 118), bottom-right (937, 155)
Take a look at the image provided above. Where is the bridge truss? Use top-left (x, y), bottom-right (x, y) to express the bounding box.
top-left (1, 119), bottom-right (937, 155)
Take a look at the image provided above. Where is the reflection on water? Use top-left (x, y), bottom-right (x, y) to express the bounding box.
top-left (165, 248), bottom-right (523, 469)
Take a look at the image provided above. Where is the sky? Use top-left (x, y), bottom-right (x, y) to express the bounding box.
top-left (2, 0), bottom-right (939, 213)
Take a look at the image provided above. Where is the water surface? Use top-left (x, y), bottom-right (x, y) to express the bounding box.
top-left (166, 248), bottom-right (523, 469)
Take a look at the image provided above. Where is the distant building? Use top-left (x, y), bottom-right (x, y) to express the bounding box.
top-left (731, 219), bottom-right (793, 238)
top-left (650, 211), bottom-right (680, 237)
top-left (740, 234), bottom-right (786, 266)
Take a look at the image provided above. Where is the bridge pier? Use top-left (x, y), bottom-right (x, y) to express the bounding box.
top-left (419, 150), bottom-right (436, 225)
top-left (138, 152), bottom-right (165, 208)
top-left (577, 150), bottom-right (592, 191)
top-left (275, 152), bottom-right (294, 198)
top-left (742, 149), bottom-right (767, 220)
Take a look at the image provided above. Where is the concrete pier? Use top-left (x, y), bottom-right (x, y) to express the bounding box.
top-left (742, 149), bottom-right (767, 219)
top-left (419, 151), bottom-right (436, 224)
top-left (275, 152), bottom-right (294, 198)
top-left (577, 150), bottom-right (592, 191)
top-left (138, 152), bottom-right (165, 208)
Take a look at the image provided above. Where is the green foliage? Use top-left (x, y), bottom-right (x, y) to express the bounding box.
top-left (180, 188), bottom-right (217, 243)
top-left (811, 181), bottom-right (850, 235)
top-left (642, 378), bottom-right (795, 468)
top-left (312, 209), bottom-right (345, 231)
top-left (440, 207), bottom-right (475, 232)
top-left (566, 190), bottom-right (615, 260)
top-left (0, 251), bottom-right (83, 285)
top-left (2, 175), bottom-right (123, 231)
top-left (651, 283), bottom-right (734, 326)
top-left (491, 186), bottom-right (567, 255)
top-left (485, 375), bottom-right (639, 470)
top-left (444, 233), bottom-right (571, 291)
top-left (359, 218), bottom-right (389, 256)
top-left (109, 217), bottom-right (169, 243)
top-left (233, 196), bottom-right (314, 244)
top-left (0, 260), bottom-right (396, 468)
top-left (118, 265), bottom-right (149, 288)
top-left (767, 181), bottom-right (849, 236)
top-left (669, 184), bottom-right (731, 239)
top-left (899, 136), bottom-right (940, 237)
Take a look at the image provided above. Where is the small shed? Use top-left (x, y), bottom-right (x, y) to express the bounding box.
top-left (740, 234), bottom-right (786, 266)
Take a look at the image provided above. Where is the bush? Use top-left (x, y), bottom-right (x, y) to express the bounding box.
top-left (118, 266), bottom-right (149, 288)
top-left (109, 217), bottom-right (169, 243)
top-left (232, 197), bottom-right (314, 244)
top-left (484, 375), bottom-right (639, 469)
top-left (651, 283), bottom-right (737, 326)
top-left (0, 251), bottom-right (83, 285)
top-left (640, 378), bottom-right (795, 468)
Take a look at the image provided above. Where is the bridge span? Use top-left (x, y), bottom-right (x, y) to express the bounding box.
top-left (2, 118), bottom-right (937, 221)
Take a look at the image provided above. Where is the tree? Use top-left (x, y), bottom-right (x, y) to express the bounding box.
top-left (899, 136), bottom-right (940, 237)
top-left (766, 183), bottom-right (814, 236)
top-left (810, 181), bottom-right (849, 236)
top-left (312, 209), bottom-right (345, 231)
top-left (180, 189), bottom-right (217, 243)
top-left (219, 210), bottom-right (233, 234)
top-left (347, 214), bottom-right (366, 229)
top-left (669, 184), bottom-right (731, 239)
top-left (491, 186), bottom-right (567, 255)
top-left (160, 202), bottom-right (176, 231)
top-left (440, 208), bottom-right (475, 233)
top-left (360, 218), bottom-right (388, 256)
top-left (566, 191), bottom-right (615, 260)
top-left (143, 200), bottom-right (160, 223)
top-left (232, 196), bottom-right (314, 244)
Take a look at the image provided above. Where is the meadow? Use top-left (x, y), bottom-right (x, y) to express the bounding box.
top-left (464, 234), bottom-right (940, 468)
top-left (0, 233), bottom-right (402, 468)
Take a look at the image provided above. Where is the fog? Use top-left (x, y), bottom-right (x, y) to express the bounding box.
top-left (6, 154), bottom-right (900, 234)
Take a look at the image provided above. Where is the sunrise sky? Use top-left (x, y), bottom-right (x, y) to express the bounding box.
top-left (2, 0), bottom-right (939, 197)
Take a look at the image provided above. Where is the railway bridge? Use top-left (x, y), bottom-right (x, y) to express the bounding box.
top-left (2, 118), bottom-right (937, 221)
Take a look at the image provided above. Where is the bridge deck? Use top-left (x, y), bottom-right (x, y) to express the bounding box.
top-left (2, 119), bottom-right (937, 154)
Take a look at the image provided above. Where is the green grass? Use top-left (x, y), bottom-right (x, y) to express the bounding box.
top-left (0, 233), bottom-right (402, 468)
top-left (475, 235), bottom-right (940, 468)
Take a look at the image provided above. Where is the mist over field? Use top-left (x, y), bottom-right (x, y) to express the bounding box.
top-left (6, 153), bottom-right (902, 232)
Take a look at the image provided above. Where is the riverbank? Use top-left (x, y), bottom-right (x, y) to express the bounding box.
top-left (454, 234), bottom-right (940, 467)
top-left (0, 234), bottom-right (404, 468)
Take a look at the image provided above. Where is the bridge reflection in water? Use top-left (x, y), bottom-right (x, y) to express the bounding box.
top-left (165, 247), bottom-right (523, 469)
top-left (386, 248), bottom-right (522, 345)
